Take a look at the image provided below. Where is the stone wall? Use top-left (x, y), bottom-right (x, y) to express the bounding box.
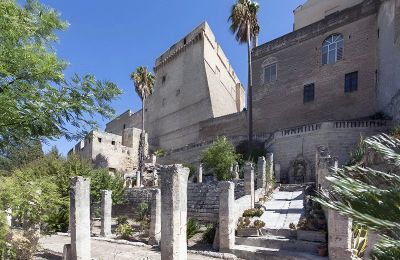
top-left (252, 0), bottom-right (380, 134)
top-left (114, 181), bottom-right (245, 224)
top-left (105, 109), bottom-right (142, 136)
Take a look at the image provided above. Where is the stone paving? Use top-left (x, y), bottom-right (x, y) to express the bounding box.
top-left (38, 235), bottom-right (222, 260)
top-left (260, 188), bottom-right (304, 230)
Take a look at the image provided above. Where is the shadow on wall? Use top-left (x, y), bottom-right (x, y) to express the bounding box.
top-left (93, 154), bottom-right (109, 169)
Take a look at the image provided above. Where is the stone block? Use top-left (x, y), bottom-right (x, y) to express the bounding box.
top-left (244, 162), bottom-right (255, 208)
top-left (100, 190), bottom-right (112, 237)
top-left (218, 181), bottom-right (235, 252)
top-left (149, 188), bottom-right (161, 246)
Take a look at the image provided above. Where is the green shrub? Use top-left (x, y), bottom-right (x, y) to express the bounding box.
top-left (201, 137), bottom-right (238, 181)
top-left (116, 224), bottom-right (134, 240)
top-left (116, 216), bottom-right (128, 226)
top-left (154, 148), bottom-right (165, 157)
top-left (186, 218), bottom-right (201, 239)
top-left (136, 202), bottom-right (149, 222)
top-left (235, 140), bottom-right (266, 163)
top-left (237, 217), bottom-right (251, 229)
top-left (253, 220), bottom-right (265, 229)
top-left (242, 208), bottom-right (264, 218)
top-left (202, 224), bottom-right (216, 244)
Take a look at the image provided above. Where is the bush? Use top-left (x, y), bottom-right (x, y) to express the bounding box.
top-left (253, 220), bottom-right (265, 229)
top-left (154, 148), bottom-right (165, 157)
top-left (186, 218), bottom-right (201, 239)
top-left (116, 216), bottom-right (129, 226)
top-left (116, 223), bottom-right (134, 240)
top-left (242, 208), bottom-right (264, 218)
top-left (202, 224), bottom-right (216, 244)
top-left (136, 202), bottom-right (149, 222)
top-left (201, 137), bottom-right (238, 181)
top-left (237, 217), bottom-right (251, 229)
top-left (235, 140), bottom-right (266, 163)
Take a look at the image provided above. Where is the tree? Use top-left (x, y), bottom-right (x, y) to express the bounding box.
top-left (0, 0), bottom-right (122, 148)
top-left (228, 0), bottom-right (260, 147)
top-left (130, 66), bottom-right (155, 179)
top-left (201, 137), bottom-right (238, 181)
top-left (315, 134), bottom-right (400, 259)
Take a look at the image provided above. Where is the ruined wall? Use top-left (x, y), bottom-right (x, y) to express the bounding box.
top-left (114, 181), bottom-right (245, 224)
top-left (272, 120), bottom-right (389, 183)
top-left (69, 131), bottom-right (139, 173)
top-left (252, 1), bottom-right (379, 134)
top-left (105, 110), bottom-right (142, 136)
top-left (377, 0), bottom-right (400, 122)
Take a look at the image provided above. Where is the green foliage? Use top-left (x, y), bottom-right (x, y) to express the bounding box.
top-left (201, 137), bottom-right (238, 181)
top-left (116, 223), bottom-right (134, 240)
top-left (236, 140), bottom-right (265, 163)
top-left (0, 0), bottom-right (122, 147)
top-left (0, 211), bottom-right (14, 259)
top-left (154, 148), bottom-right (165, 158)
top-left (315, 134), bottom-right (400, 259)
top-left (183, 163), bottom-right (196, 178)
top-left (116, 216), bottom-right (128, 226)
top-left (202, 224), bottom-right (216, 244)
top-left (347, 137), bottom-right (366, 165)
top-left (389, 125), bottom-right (400, 139)
top-left (253, 219), bottom-right (265, 229)
top-left (130, 66), bottom-right (155, 101)
top-left (237, 217), bottom-right (251, 229)
top-left (186, 218), bottom-right (201, 239)
top-left (136, 202), bottom-right (149, 222)
top-left (352, 224), bottom-right (368, 258)
top-left (229, 0), bottom-right (260, 44)
top-left (242, 208), bottom-right (263, 218)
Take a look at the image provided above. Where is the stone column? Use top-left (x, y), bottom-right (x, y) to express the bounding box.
top-left (266, 153), bottom-right (274, 182)
top-left (233, 162), bottom-right (239, 180)
top-left (327, 209), bottom-right (352, 259)
top-left (256, 156), bottom-right (266, 189)
top-left (317, 155), bottom-right (338, 190)
top-left (274, 164), bottom-right (281, 183)
top-left (244, 162), bottom-right (255, 208)
top-left (149, 189), bottom-right (161, 246)
top-left (136, 171), bottom-right (141, 187)
top-left (160, 165), bottom-right (189, 260)
top-left (218, 181), bottom-right (235, 252)
top-left (197, 163), bottom-right (203, 183)
top-left (5, 208), bottom-right (12, 227)
top-left (100, 190), bottom-right (112, 237)
top-left (69, 176), bottom-right (91, 260)
top-left (62, 244), bottom-right (71, 260)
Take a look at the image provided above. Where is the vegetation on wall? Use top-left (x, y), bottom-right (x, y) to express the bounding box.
top-left (315, 134), bottom-right (400, 259)
top-left (236, 140), bottom-right (265, 163)
top-left (201, 137), bottom-right (239, 181)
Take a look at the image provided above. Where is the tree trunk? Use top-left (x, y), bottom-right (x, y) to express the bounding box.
top-left (247, 22), bottom-right (254, 150)
top-left (139, 92), bottom-right (145, 185)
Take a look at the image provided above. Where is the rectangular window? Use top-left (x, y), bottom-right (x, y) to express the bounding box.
top-left (303, 83), bottom-right (315, 103)
top-left (345, 71), bottom-right (358, 92)
top-left (111, 141), bottom-right (115, 145)
top-left (98, 137), bottom-right (102, 143)
top-left (264, 63), bottom-right (277, 83)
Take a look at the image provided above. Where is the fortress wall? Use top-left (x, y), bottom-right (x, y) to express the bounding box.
top-left (105, 110), bottom-right (142, 136)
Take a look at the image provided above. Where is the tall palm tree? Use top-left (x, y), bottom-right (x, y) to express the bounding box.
top-left (229, 0), bottom-right (260, 148)
top-left (130, 66), bottom-right (155, 180)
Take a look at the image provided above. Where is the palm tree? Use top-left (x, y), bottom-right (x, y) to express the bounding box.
top-left (130, 66), bottom-right (155, 180)
top-left (229, 0), bottom-right (260, 148)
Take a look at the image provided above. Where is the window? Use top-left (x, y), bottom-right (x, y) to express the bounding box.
top-left (162, 75), bottom-right (166, 84)
top-left (303, 83), bottom-right (315, 103)
top-left (322, 34), bottom-right (344, 65)
top-left (98, 137), bottom-right (102, 143)
top-left (123, 124), bottom-right (126, 129)
top-left (111, 141), bottom-right (116, 145)
top-left (264, 63), bottom-right (277, 83)
top-left (345, 71), bottom-right (358, 92)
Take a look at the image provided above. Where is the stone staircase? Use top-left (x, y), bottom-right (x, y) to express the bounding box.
top-left (232, 184), bottom-right (328, 260)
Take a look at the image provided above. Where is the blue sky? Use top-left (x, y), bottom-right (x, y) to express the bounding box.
top-left (41, 0), bottom-right (305, 155)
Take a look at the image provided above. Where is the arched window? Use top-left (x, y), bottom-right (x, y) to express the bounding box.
top-left (322, 34), bottom-right (344, 65)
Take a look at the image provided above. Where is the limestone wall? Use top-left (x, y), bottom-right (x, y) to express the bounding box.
top-left (272, 120), bottom-right (389, 183)
top-left (105, 110), bottom-right (142, 136)
top-left (252, 1), bottom-right (380, 134)
top-left (114, 181), bottom-right (246, 224)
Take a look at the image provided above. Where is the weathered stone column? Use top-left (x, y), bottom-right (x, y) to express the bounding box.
top-left (136, 171), bottom-right (141, 187)
top-left (62, 244), bottom-right (71, 260)
top-left (233, 162), bottom-right (239, 180)
top-left (274, 164), bottom-right (281, 183)
top-left (149, 188), bottom-right (161, 246)
top-left (266, 153), bottom-right (274, 182)
top-left (218, 181), bottom-right (235, 252)
top-left (5, 208), bottom-right (12, 227)
top-left (69, 176), bottom-right (91, 260)
top-left (256, 156), bottom-right (266, 189)
top-left (327, 209), bottom-right (352, 259)
top-left (160, 165), bottom-right (189, 260)
top-left (197, 163), bottom-right (203, 183)
top-left (100, 190), bottom-right (112, 237)
top-left (244, 162), bottom-right (255, 208)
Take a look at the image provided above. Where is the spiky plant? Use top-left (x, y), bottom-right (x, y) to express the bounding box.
top-left (315, 134), bottom-right (400, 259)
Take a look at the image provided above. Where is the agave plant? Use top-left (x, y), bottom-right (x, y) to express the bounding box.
top-left (315, 134), bottom-right (400, 259)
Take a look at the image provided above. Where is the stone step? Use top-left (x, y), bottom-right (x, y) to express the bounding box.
top-left (236, 235), bottom-right (323, 254)
top-left (262, 228), bottom-right (296, 238)
top-left (231, 245), bottom-right (328, 260)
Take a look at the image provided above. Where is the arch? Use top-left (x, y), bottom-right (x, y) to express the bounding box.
top-left (322, 34), bottom-right (344, 65)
